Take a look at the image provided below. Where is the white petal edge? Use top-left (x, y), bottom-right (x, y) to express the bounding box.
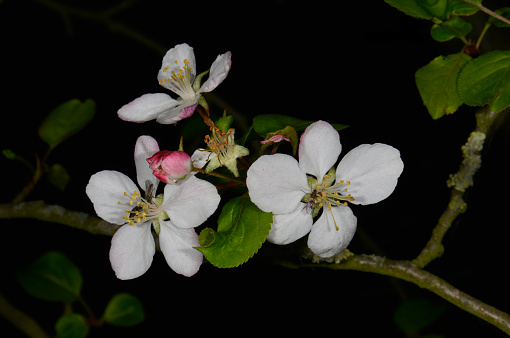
top-left (155, 99), bottom-right (198, 124)
top-left (109, 223), bottom-right (155, 280)
top-left (307, 206), bottom-right (357, 258)
top-left (118, 93), bottom-right (179, 123)
top-left (86, 171), bottom-right (138, 225)
top-left (246, 154), bottom-right (310, 215)
top-left (298, 120), bottom-right (342, 180)
top-left (159, 221), bottom-right (202, 277)
top-left (134, 135), bottom-right (160, 191)
top-left (336, 143), bottom-right (404, 205)
top-left (157, 43), bottom-right (196, 85)
top-left (267, 204), bottom-right (313, 245)
top-left (161, 176), bottom-right (220, 228)
top-left (197, 51), bottom-right (232, 93)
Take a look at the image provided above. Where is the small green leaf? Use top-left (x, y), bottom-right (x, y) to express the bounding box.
top-left (39, 99), bottom-right (95, 150)
top-left (215, 114), bottom-right (234, 133)
top-left (196, 195), bottom-right (272, 268)
top-left (48, 163), bottom-right (70, 191)
top-left (102, 293), bottom-right (145, 327)
top-left (18, 251), bottom-right (82, 302)
top-left (458, 50), bottom-right (510, 113)
top-left (253, 114), bottom-right (347, 139)
top-left (55, 313), bottom-right (89, 338)
top-left (430, 16), bottom-right (472, 42)
top-left (260, 125), bottom-right (298, 156)
top-left (394, 298), bottom-right (446, 335)
top-left (490, 8), bottom-right (510, 27)
top-left (415, 52), bottom-right (471, 119)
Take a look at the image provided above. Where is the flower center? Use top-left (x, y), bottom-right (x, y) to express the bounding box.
top-left (118, 187), bottom-right (161, 226)
top-left (204, 126), bottom-right (235, 162)
top-left (306, 173), bottom-right (355, 231)
top-left (159, 59), bottom-right (196, 101)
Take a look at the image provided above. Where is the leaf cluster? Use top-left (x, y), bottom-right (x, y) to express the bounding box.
top-left (17, 251), bottom-right (144, 337)
top-left (386, 0), bottom-right (510, 119)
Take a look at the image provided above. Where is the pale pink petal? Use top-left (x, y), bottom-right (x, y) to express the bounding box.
top-left (298, 120), bottom-right (342, 180)
top-left (197, 51), bottom-right (232, 93)
top-left (307, 205), bottom-right (357, 258)
top-left (86, 171), bottom-right (138, 225)
top-left (267, 204), bottom-right (313, 245)
top-left (246, 154), bottom-right (310, 215)
top-left (155, 99), bottom-right (198, 124)
top-left (118, 93), bottom-right (179, 123)
top-left (109, 223), bottom-right (155, 280)
top-left (134, 135), bottom-right (160, 191)
top-left (336, 144), bottom-right (404, 205)
top-left (159, 221), bottom-right (202, 277)
top-left (161, 176), bottom-right (220, 228)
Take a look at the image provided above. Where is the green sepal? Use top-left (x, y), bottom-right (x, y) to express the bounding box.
top-left (215, 113), bottom-right (234, 133)
top-left (196, 194), bottom-right (272, 268)
top-left (198, 96), bottom-right (209, 113)
top-left (193, 69), bottom-right (209, 92)
top-left (260, 125), bottom-right (298, 156)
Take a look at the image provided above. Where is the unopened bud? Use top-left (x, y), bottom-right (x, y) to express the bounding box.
top-left (147, 150), bottom-right (192, 184)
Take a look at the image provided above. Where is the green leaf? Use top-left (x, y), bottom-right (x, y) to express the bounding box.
top-left (253, 114), bottom-right (347, 139)
top-left (490, 8), bottom-right (510, 27)
top-left (384, 0), bottom-right (478, 20)
top-left (39, 99), bottom-right (95, 150)
top-left (18, 251), bottom-right (82, 302)
top-left (430, 16), bottom-right (472, 42)
top-left (394, 298), bottom-right (446, 335)
top-left (102, 293), bottom-right (145, 327)
top-left (196, 194), bottom-right (272, 268)
top-left (458, 50), bottom-right (510, 113)
top-left (55, 313), bottom-right (89, 338)
top-left (415, 52), bottom-right (472, 119)
top-left (48, 163), bottom-right (70, 191)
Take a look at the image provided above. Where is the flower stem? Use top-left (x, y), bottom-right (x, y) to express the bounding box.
top-left (462, 0), bottom-right (510, 26)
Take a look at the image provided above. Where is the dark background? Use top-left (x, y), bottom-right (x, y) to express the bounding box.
top-left (1, 0), bottom-right (510, 336)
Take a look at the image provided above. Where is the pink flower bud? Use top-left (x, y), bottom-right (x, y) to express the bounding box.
top-left (147, 150), bottom-right (192, 184)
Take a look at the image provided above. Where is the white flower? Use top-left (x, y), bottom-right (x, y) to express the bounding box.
top-left (246, 121), bottom-right (404, 258)
top-left (118, 43), bottom-right (232, 124)
top-left (85, 136), bottom-right (220, 279)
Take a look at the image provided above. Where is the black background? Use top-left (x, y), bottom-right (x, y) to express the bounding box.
top-left (1, 0), bottom-right (510, 336)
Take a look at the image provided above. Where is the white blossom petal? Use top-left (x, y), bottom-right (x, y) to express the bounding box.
top-left (197, 51), bottom-right (232, 93)
top-left (191, 149), bottom-right (214, 169)
top-left (336, 143), bottom-right (404, 205)
top-left (109, 223), bottom-right (155, 280)
top-left (117, 93), bottom-right (179, 123)
top-left (157, 43), bottom-right (196, 85)
top-left (161, 176), bottom-right (220, 228)
top-left (307, 206), bottom-right (357, 258)
top-left (267, 204), bottom-right (313, 245)
top-left (134, 135), bottom-right (160, 191)
top-left (246, 154), bottom-right (310, 215)
top-left (85, 171), bottom-right (138, 225)
top-left (154, 99), bottom-right (198, 124)
top-left (159, 221), bottom-right (202, 277)
top-left (298, 121), bottom-right (342, 180)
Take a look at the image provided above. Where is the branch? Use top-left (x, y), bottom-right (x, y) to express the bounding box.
top-left (463, 0), bottom-right (510, 26)
top-left (281, 254), bottom-right (510, 335)
top-left (0, 201), bottom-right (119, 236)
top-left (413, 108), bottom-right (499, 268)
top-left (0, 293), bottom-right (50, 338)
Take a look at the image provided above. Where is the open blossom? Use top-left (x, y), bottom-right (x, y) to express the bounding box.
top-left (85, 136), bottom-right (220, 279)
top-left (192, 126), bottom-right (249, 177)
top-left (118, 43), bottom-right (231, 124)
top-left (246, 121), bottom-right (404, 258)
top-left (147, 150), bottom-right (192, 184)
